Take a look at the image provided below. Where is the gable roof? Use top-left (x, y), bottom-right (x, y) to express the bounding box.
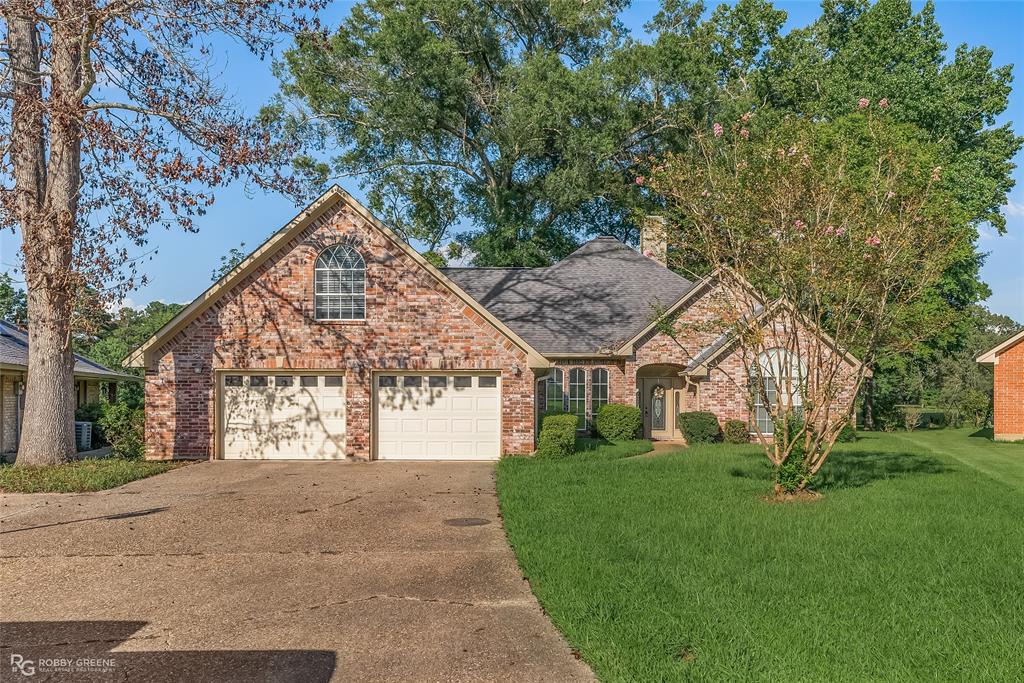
top-left (124, 185), bottom-right (549, 369)
top-left (443, 237), bottom-right (695, 354)
top-left (0, 321), bottom-right (137, 381)
top-left (977, 329), bottom-right (1024, 364)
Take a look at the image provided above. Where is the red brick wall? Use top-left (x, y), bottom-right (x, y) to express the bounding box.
top-left (994, 341), bottom-right (1024, 440)
top-left (144, 200), bottom-right (535, 460)
top-left (627, 280), bottom-right (860, 431)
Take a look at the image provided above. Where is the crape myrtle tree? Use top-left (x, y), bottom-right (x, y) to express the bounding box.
top-left (264, 0), bottom-right (787, 266)
top-left (1, 0), bottom-right (319, 465)
top-left (649, 103), bottom-right (969, 493)
top-left (755, 0), bottom-right (1022, 428)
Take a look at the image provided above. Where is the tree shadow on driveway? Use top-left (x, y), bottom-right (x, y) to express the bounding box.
top-left (0, 621), bottom-right (335, 682)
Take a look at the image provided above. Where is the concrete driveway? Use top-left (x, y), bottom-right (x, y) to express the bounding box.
top-left (0, 461), bottom-right (592, 682)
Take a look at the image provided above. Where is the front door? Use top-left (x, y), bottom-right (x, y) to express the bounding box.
top-left (643, 377), bottom-right (684, 439)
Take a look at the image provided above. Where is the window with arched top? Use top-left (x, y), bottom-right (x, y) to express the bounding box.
top-left (315, 245), bottom-right (365, 320)
top-left (568, 368), bottom-right (587, 430)
top-left (591, 368), bottom-right (609, 423)
top-left (545, 368), bottom-right (564, 412)
top-left (751, 348), bottom-right (804, 434)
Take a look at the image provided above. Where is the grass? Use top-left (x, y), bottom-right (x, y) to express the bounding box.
top-left (497, 430), bottom-right (1024, 682)
top-left (0, 458), bottom-right (184, 493)
top-left (890, 427), bottom-right (1024, 490)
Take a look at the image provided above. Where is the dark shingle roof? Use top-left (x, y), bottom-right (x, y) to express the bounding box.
top-left (0, 320), bottom-right (136, 380)
top-left (443, 237), bottom-right (695, 354)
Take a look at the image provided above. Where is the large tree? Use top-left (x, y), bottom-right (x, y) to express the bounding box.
top-left (266, 0), bottom-right (785, 266)
top-left (755, 0), bottom-right (1022, 426)
top-left (1, 0), bottom-right (313, 465)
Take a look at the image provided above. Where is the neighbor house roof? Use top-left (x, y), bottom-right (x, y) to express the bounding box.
top-left (0, 321), bottom-right (137, 381)
top-left (443, 236), bottom-right (695, 354)
top-left (977, 329), bottom-right (1024, 364)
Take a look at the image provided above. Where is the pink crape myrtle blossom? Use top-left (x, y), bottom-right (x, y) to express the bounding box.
top-left (864, 235), bottom-right (882, 247)
top-left (835, 226), bottom-right (846, 237)
top-left (858, 98), bottom-right (870, 109)
top-left (635, 175), bottom-right (644, 185)
top-left (823, 225), bottom-right (835, 236)
top-left (794, 219), bottom-right (806, 230)
top-left (931, 166), bottom-right (942, 181)
top-left (741, 112), bottom-right (752, 123)
top-left (740, 128), bottom-right (750, 140)
top-left (713, 122), bottom-right (724, 138)
top-left (701, 190), bottom-right (711, 198)
top-left (878, 98), bottom-right (889, 109)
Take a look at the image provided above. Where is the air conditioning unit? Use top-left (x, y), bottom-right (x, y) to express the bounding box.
top-left (74, 421), bottom-right (93, 451)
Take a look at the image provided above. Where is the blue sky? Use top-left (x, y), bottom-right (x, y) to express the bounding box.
top-left (2, 1), bottom-right (1022, 319)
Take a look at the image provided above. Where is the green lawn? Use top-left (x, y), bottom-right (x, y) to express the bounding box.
top-left (497, 430), bottom-right (1024, 681)
top-left (0, 458), bottom-right (184, 493)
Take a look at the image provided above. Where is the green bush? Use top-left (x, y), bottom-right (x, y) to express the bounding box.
top-left (723, 419), bottom-right (749, 444)
top-left (836, 423), bottom-right (857, 443)
top-left (537, 413), bottom-right (578, 457)
top-left (97, 403), bottom-right (145, 460)
top-left (677, 411), bottom-right (721, 443)
top-left (594, 404), bottom-right (642, 442)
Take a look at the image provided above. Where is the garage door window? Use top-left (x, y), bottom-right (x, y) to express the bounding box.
top-left (379, 375), bottom-right (397, 387)
top-left (250, 376), bottom-right (268, 387)
top-left (403, 376), bottom-right (422, 387)
top-left (275, 376), bottom-right (293, 387)
top-left (325, 376), bottom-right (344, 387)
top-left (429, 376), bottom-right (447, 388)
top-left (300, 376), bottom-right (318, 387)
top-left (454, 376), bottom-right (472, 388)
top-left (224, 375), bottom-right (243, 387)
top-left (478, 376), bottom-right (497, 388)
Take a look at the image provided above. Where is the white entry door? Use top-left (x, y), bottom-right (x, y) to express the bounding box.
top-left (221, 373), bottom-right (346, 459)
top-left (375, 372), bottom-right (501, 460)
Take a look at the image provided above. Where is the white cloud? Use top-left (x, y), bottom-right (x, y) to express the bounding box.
top-left (105, 296), bottom-right (163, 313)
top-left (1003, 198), bottom-right (1024, 219)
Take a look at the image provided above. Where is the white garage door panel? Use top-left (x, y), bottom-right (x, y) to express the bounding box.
top-left (375, 373), bottom-right (501, 460)
top-left (221, 375), bottom-right (346, 460)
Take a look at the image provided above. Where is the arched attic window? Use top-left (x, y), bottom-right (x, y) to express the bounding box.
top-left (315, 245), bottom-right (365, 320)
top-left (751, 348), bottom-right (804, 435)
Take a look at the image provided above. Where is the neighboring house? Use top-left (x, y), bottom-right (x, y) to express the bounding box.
top-left (0, 321), bottom-right (136, 456)
top-left (977, 329), bottom-right (1024, 441)
top-left (127, 186), bottom-right (860, 461)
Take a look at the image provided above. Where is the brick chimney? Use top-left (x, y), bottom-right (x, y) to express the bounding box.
top-left (640, 215), bottom-right (667, 266)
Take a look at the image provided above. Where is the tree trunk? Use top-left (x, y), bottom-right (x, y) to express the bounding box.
top-left (11, 10), bottom-right (82, 464)
top-left (862, 374), bottom-right (875, 431)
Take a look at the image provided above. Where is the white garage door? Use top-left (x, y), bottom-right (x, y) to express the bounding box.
top-left (375, 372), bottom-right (501, 460)
top-left (221, 373), bottom-right (346, 459)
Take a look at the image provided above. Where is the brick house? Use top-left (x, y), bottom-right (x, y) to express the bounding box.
top-left (1, 321), bottom-right (136, 458)
top-left (977, 329), bottom-right (1024, 441)
top-left (127, 186), bottom-right (861, 461)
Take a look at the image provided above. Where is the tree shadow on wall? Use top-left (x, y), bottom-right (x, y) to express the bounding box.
top-left (728, 449), bottom-right (951, 491)
top-left (0, 620), bottom-right (335, 682)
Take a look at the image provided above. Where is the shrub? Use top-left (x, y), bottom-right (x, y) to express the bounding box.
top-left (97, 403), bottom-right (145, 460)
top-left (594, 404), bottom-right (642, 442)
top-left (901, 405), bottom-right (923, 432)
top-left (677, 411), bottom-right (721, 444)
top-left (74, 402), bottom-right (109, 446)
top-left (836, 423), bottom-right (857, 443)
top-left (723, 419), bottom-right (749, 444)
top-left (537, 413), bottom-right (578, 457)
